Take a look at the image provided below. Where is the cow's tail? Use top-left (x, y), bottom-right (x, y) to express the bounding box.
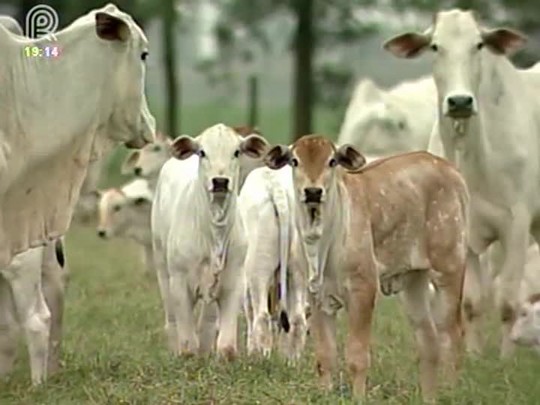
top-left (267, 170), bottom-right (290, 333)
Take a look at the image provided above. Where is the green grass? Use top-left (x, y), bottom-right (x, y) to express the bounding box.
top-left (1, 106), bottom-right (540, 404)
top-left (1, 223), bottom-right (540, 404)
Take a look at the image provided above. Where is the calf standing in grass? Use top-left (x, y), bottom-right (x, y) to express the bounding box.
top-left (264, 135), bottom-right (468, 402)
top-left (151, 123), bottom-right (268, 358)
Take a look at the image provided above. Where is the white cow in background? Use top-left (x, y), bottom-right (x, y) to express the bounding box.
top-left (0, 3), bottom-right (155, 384)
top-left (385, 9), bottom-right (540, 358)
top-left (96, 179), bottom-right (153, 276)
top-left (73, 159), bottom-right (106, 224)
top-left (0, 3), bottom-right (155, 269)
top-left (337, 75), bottom-right (436, 155)
top-left (151, 123), bottom-right (268, 359)
top-left (239, 164), bottom-right (308, 361)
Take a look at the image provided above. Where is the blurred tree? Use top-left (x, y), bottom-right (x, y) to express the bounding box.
top-left (163, 0), bottom-right (180, 136)
top-left (207, 0), bottom-right (378, 141)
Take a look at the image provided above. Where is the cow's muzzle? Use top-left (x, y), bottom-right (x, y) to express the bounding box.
top-left (211, 177), bottom-right (230, 194)
top-left (304, 187), bottom-right (323, 204)
top-left (97, 229), bottom-right (107, 239)
top-left (446, 95), bottom-right (475, 119)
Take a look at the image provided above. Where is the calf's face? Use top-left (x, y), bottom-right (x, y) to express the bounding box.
top-left (122, 133), bottom-right (172, 177)
top-left (384, 9), bottom-right (526, 120)
top-left (510, 298), bottom-right (540, 349)
top-left (265, 135), bottom-right (365, 220)
top-left (97, 189), bottom-right (151, 238)
top-left (171, 123), bottom-right (268, 201)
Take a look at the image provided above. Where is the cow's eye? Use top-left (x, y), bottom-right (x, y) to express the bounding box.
top-left (198, 150), bottom-right (206, 158)
top-left (233, 150), bottom-right (240, 158)
top-left (430, 44), bottom-right (438, 52)
top-left (329, 158), bottom-right (337, 167)
top-left (133, 197), bottom-right (146, 206)
top-left (290, 157), bottom-right (298, 167)
top-left (476, 42), bottom-right (484, 51)
top-left (141, 51), bottom-right (149, 61)
top-left (113, 205), bottom-right (122, 212)
top-left (153, 145), bottom-right (161, 152)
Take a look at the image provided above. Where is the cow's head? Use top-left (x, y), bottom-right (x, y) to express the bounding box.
top-left (94, 4), bottom-right (155, 149)
top-left (121, 131), bottom-right (172, 177)
top-left (171, 123), bottom-right (268, 202)
top-left (264, 135), bottom-right (366, 221)
top-left (384, 9), bottom-right (527, 120)
top-left (96, 187), bottom-right (151, 239)
top-left (232, 125), bottom-right (267, 188)
top-left (510, 294), bottom-right (540, 351)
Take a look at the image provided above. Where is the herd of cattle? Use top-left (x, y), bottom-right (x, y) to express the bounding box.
top-left (2, 3), bottom-right (540, 402)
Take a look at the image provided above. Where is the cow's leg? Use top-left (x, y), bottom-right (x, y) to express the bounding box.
top-left (0, 276), bottom-right (17, 378)
top-left (497, 214), bottom-right (530, 359)
top-left (400, 270), bottom-right (439, 403)
top-left (309, 292), bottom-right (338, 392)
top-left (10, 269), bottom-right (51, 385)
top-left (246, 217), bottom-right (279, 356)
top-left (243, 286), bottom-right (255, 355)
top-left (215, 270), bottom-right (243, 361)
top-left (153, 244), bottom-right (177, 353)
top-left (41, 239), bottom-right (68, 375)
top-left (197, 301), bottom-right (218, 354)
top-left (346, 269), bottom-right (376, 399)
top-left (430, 255), bottom-right (466, 385)
top-left (169, 271), bottom-right (198, 356)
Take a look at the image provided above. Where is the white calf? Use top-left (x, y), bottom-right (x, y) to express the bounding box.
top-left (151, 123), bottom-right (268, 359)
top-left (96, 179), bottom-right (153, 276)
top-left (239, 165), bottom-right (308, 360)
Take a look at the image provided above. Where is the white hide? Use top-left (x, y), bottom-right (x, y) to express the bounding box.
top-left (338, 76), bottom-right (437, 155)
top-left (0, 3), bottom-right (155, 268)
top-left (239, 165), bottom-right (307, 360)
top-left (385, 9), bottom-right (540, 358)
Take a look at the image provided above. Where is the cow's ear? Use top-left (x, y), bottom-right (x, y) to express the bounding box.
top-left (264, 145), bottom-right (291, 170)
top-left (481, 28), bottom-right (527, 56)
top-left (335, 144), bottom-right (366, 171)
top-left (95, 11), bottom-right (130, 42)
top-left (384, 32), bottom-right (431, 59)
top-left (121, 151), bottom-right (140, 174)
top-left (239, 135), bottom-right (269, 158)
top-left (171, 135), bottom-right (199, 160)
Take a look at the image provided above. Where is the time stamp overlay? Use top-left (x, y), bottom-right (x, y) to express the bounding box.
top-left (23, 4), bottom-right (62, 59)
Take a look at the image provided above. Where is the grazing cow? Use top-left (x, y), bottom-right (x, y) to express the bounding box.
top-left (384, 9), bottom-right (539, 358)
top-left (151, 123), bottom-right (268, 358)
top-left (0, 238), bottom-right (66, 384)
top-left (510, 294), bottom-right (540, 354)
top-left (239, 164), bottom-right (308, 360)
top-left (96, 179), bottom-right (153, 276)
top-left (264, 135), bottom-right (468, 402)
top-left (0, 3), bottom-right (155, 270)
top-left (338, 76), bottom-right (437, 155)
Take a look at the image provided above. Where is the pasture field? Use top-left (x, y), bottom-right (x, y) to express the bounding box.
top-left (1, 105), bottom-right (540, 404)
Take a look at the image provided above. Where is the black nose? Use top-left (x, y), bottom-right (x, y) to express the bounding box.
top-left (97, 230), bottom-right (106, 238)
top-left (447, 95), bottom-right (473, 112)
top-left (134, 167), bottom-right (142, 176)
top-left (304, 187), bottom-right (323, 203)
top-left (211, 177), bottom-right (229, 192)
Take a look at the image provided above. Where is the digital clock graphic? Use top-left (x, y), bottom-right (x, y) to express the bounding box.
top-left (24, 45), bottom-right (61, 59)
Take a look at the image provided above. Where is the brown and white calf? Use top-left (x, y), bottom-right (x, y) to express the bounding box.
top-left (264, 135), bottom-right (469, 402)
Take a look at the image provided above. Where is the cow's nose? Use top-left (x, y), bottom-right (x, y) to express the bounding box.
top-left (211, 177), bottom-right (229, 192)
top-left (447, 95), bottom-right (474, 112)
top-left (304, 187), bottom-right (323, 203)
top-left (134, 167), bottom-right (142, 176)
top-left (97, 230), bottom-right (106, 238)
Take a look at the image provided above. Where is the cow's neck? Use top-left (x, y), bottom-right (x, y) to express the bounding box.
top-left (296, 180), bottom-right (346, 294)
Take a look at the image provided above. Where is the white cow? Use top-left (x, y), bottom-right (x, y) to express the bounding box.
top-left (0, 16), bottom-right (22, 35)
top-left (239, 165), bottom-right (308, 360)
top-left (96, 179), bottom-right (153, 276)
top-left (385, 9), bottom-right (539, 358)
top-left (338, 76), bottom-right (437, 155)
top-left (0, 3), bottom-right (155, 269)
top-left (151, 123), bottom-right (268, 359)
top-left (122, 131), bottom-right (173, 191)
top-left (0, 238), bottom-right (66, 385)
